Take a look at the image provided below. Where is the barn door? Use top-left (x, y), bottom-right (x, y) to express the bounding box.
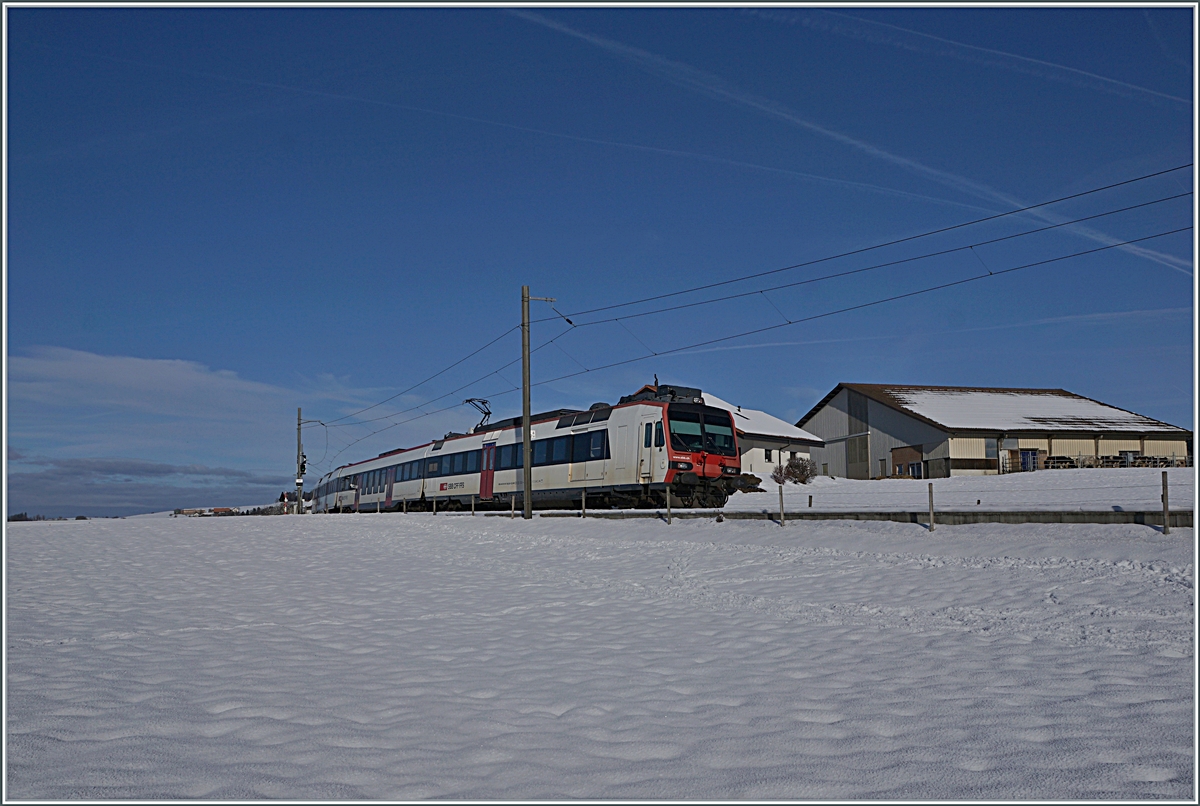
top-left (846, 435), bottom-right (870, 480)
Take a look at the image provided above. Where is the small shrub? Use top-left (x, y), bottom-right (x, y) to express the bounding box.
top-left (770, 464), bottom-right (787, 485)
top-left (784, 457), bottom-right (818, 485)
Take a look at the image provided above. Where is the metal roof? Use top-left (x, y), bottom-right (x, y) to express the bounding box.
top-left (798, 383), bottom-right (1191, 435)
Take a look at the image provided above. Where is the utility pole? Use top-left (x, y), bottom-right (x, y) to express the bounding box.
top-left (521, 285), bottom-right (555, 520)
top-left (295, 407), bottom-right (304, 515)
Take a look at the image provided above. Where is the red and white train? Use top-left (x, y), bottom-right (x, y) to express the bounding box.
top-left (311, 385), bottom-right (743, 512)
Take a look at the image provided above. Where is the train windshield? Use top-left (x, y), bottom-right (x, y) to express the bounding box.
top-left (666, 405), bottom-right (737, 457)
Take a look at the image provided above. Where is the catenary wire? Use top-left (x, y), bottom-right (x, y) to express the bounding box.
top-left (522, 226), bottom-right (1192, 391)
top-left (319, 225), bottom-right (1189, 471)
top-left (531, 163), bottom-right (1192, 323)
top-left (321, 324), bottom-right (520, 426)
top-left (559, 191), bottom-right (1193, 328)
top-left (314, 187), bottom-right (1188, 466)
top-left (309, 176), bottom-right (1191, 454)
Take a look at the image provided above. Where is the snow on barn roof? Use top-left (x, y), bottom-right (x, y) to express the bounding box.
top-left (702, 392), bottom-right (823, 445)
top-left (803, 384), bottom-right (1190, 434)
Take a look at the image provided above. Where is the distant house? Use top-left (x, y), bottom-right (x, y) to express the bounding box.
top-left (702, 392), bottom-right (823, 475)
top-left (797, 383), bottom-right (1193, 479)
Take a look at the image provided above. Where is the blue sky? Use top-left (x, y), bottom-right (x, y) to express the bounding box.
top-left (5, 6), bottom-right (1195, 516)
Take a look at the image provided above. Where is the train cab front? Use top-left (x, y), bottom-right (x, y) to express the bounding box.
top-left (662, 402), bottom-right (741, 507)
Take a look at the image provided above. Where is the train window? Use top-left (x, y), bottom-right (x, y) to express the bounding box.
top-left (453, 453), bottom-right (464, 475)
top-left (402, 464), bottom-right (410, 481)
top-left (572, 433), bottom-right (590, 463)
top-left (644, 423), bottom-right (653, 448)
top-left (413, 461), bottom-right (422, 479)
top-left (551, 436), bottom-right (570, 464)
top-left (668, 410), bottom-right (702, 451)
top-left (466, 450), bottom-right (479, 473)
top-left (655, 421), bottom-right (665, 448)
top-left (590, 408), bottom-right (611, 422)
top-left (426, 460), bottom-right (439, 476)
top-left (533, 440), bottom-right (548, 466)
top-left (589, 429), bottom-right (608, 460)
top-left (557, 414), bottom-right (579, 429)
top-left (703, 413), bottom-right (736, 454)
top-left (516, 442), bottom-right (523, 468)
top-left (498, 444), bottom-right (513, 470)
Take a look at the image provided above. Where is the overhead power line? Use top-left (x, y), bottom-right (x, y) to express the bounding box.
top-left (532, 162), bottom-right (1193, 323)
top-left (315, 225), bottom-right (1189, 471)
top-left (522, 226), bottom-right (1192, 389)
top-left (562, 191), bottom-right (1192, 327)
top-left (319, 324), bottom-right (520, 426)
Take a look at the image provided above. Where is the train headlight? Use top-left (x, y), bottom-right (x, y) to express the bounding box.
top-left (670, 461), bottom-right (693, 470)
top-left (721, 466), bottom-right (739, 474)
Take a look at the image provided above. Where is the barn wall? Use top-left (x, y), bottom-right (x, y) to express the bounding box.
top-left (1053, 438), bottom-right (1095, 457)
top-left (1145, 439), bottom-right (1191, 457)
top-left (865, 399), bottom-right (946, 479)
top-left (950, 437), bottom-right (988, 459)
top-left (805, 388), bottom-right (850, 478)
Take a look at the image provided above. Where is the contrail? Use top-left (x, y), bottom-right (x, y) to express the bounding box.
top-left (23, 42), bottom-right (992, 214)
top-left (780, 8), bottom-right (1191, 107)
top-left (511, 10), bottom-right (1192, 275)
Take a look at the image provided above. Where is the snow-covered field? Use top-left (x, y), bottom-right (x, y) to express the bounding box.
top-left (730, 467), bottom-right (1195, 513)
top-left (6, 470), bottom-right (1195, 799)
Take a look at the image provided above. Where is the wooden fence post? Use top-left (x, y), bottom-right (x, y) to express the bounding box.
top-left (666, 484), bottom-right (672, 525)
top-left (779, 484), bottom-right (785, 526)
top-left (581, 488), bottom-right (586, 519)
top-left (1163, 470), bottom-right (1170, 535)
top-left (928, 482), bottom-right (935, 532)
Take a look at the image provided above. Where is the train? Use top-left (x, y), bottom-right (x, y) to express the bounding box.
top-left (310, 384), bottom-right (744, 513)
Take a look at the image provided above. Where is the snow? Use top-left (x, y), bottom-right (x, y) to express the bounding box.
top-left (702, 392), bottom-right (822, 443)
top-left (6, 470), bottom-right (1194, 799)
top-left (728, 467), bottom-right (1195, 513)
top-left (877, 386), bottom-right (1188, 432)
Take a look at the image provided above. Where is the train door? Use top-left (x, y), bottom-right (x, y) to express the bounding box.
top-left (353, 474), bottom-right (361, 512)
top-left (638, 415), bottom-right (657, 482)
top-left (480, 443), bottom-right (496, 500)
top-left (615, 424), bottom-right (631, 482)
top-left (585, 430), bottom-right (607, 482)
top-left (384, 466), bottom-right (395, 508)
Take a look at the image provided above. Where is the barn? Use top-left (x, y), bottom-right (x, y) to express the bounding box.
top-left (796, 383), bottom-right (1193, 479)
